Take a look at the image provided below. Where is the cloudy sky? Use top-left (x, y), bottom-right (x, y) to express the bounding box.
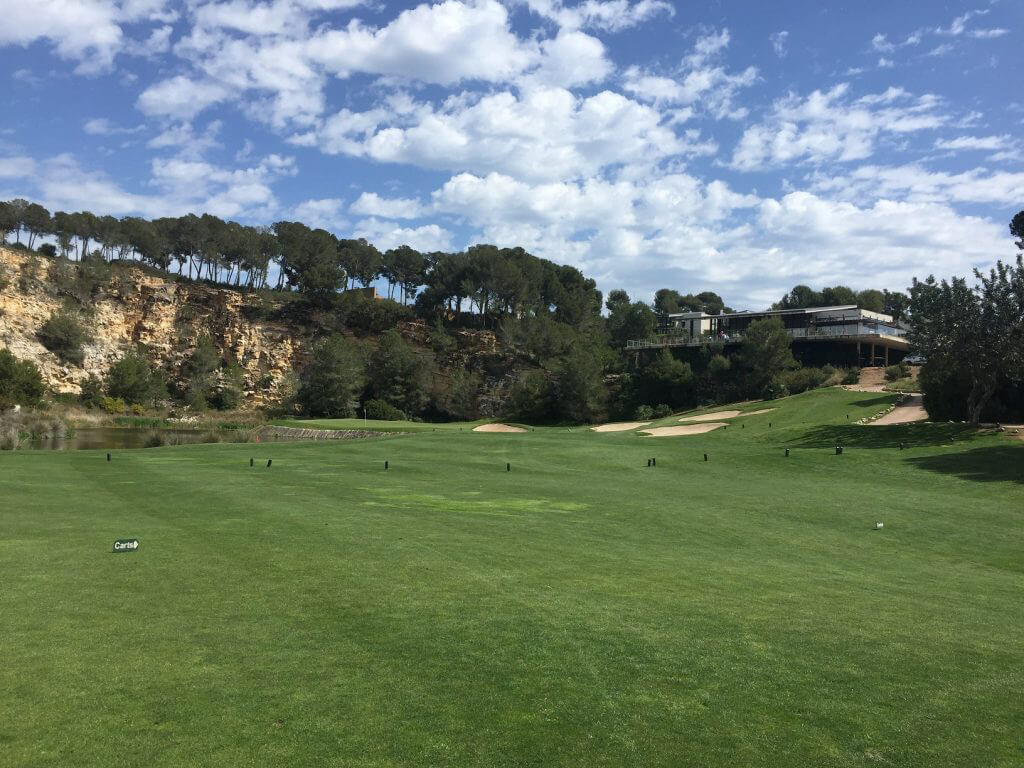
top-left (1, 0), bottom-right (1021, 308)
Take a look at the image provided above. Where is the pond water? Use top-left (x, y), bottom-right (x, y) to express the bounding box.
top-left (26, 427), bottom-right (218, 451)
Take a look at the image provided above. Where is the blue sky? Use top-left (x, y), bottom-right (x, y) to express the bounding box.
top-left (1, 0), bottom-right (1021, 309)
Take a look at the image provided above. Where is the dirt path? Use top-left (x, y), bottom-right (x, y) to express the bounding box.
top-left (844, 367), bottom-right (887, 392)
top-left (869, 394), bottom-right (928, 425)
top-left (845, 366), bottom-right (921, 393)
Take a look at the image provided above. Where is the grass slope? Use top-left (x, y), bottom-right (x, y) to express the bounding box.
top-left (2, 388), bottom-right (1022, 767)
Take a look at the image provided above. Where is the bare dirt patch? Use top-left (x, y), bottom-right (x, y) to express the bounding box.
top-left (591, 421), bottom-right (651, 432)
top-left (869, 395), bottom-right (928, 425)
top-left (679, 410), bottom-right (741, 422)
top-left (472, 423), bottom-right (527, 433)
top-left (641, 423), bottom-right (728, 436)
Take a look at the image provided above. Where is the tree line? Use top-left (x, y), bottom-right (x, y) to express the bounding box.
top-left (6, 196), bottom-right (1015, 426)
top-left (0, 198), bottom-right (602, 328)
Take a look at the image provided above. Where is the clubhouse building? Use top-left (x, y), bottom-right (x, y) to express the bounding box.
top-left (626, 305), bottom-right (909, 367)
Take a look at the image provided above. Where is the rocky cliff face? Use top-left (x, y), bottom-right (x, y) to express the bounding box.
top-left (0, 247), bottom-right (308, 406)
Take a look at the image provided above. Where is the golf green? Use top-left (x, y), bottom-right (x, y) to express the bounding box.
top-left (2, 388), bottom-right (1022, 767)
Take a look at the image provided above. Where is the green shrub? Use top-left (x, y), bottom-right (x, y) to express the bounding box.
top-left (101, 396), bottom-right (126, 414)
top-left (130, 403), bottom-right (145, 415)
top-left (633, 404), bottom-right (654, 420)
top-left (363, 398), bottom-right (406, 421)
top-left (780, 367), bottom-right (831, 395)
top-left (0, 349), bottom-right (45, 410)
top-left (652, 404), bottom-right (673, 418)
top-left (885, 362), bottom-right (911, 381)
top-left (209, 364), bottom-right (245, 411)
top-left (297, 335), bottom-right (365, 418)
top-left (341, 294), bottom-right (413, 335)
top-left (107, 349), bottom-right (163, 405)
top-left (841, 368), bottom-right (860, 385)
top-left (37, 309), bottom-right (92, 366)
top-left (79, 374), bottom-right (103, 408)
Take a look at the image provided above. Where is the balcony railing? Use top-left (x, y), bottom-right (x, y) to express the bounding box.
top-left (626, 323), bottom-right (907, 350)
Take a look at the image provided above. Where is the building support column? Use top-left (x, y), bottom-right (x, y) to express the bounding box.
top-left (857, 341), bottom-right (861, 366)
top-left (885, 345), bottom-right (890, 366)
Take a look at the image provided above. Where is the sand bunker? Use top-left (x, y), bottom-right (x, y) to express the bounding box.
top-left (869, 395), bottom-right (927, 426)
top-left (679, 410), bottom-right (741, 422)
top-left (591, 421), bottom-right (651, 432)
top-left (472, 423), bottom-right (527, 433)
top-left (738, 408), bottom-right (775, 417)
top-left (641, 423), bottom-right (728, 437)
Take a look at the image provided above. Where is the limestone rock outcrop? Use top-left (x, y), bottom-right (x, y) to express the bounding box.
top-left (0, 247), bottom-right (308, 406)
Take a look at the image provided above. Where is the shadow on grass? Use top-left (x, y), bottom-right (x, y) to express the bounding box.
top-left (787, 423), bottom-right (979, 449)
top-left (904, 444), bottom-right (1024, 485)
top-left (849, 395), bottom-right (898, 408)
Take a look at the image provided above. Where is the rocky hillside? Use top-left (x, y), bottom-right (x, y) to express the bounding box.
top-left (0, 246), bottom-right (308, 406)
top-left (0, 246), bottom-right (511, 411)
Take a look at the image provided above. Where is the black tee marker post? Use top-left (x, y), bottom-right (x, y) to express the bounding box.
top-left (106, 453), bottom-right (111, 462)
top-left (267, 459), bottom-right (272, 467)
top-left (835, 446), bottom-right (843, 455)
top-left (385, 460), bottom-right (389, 470)
top-left (785, 448), bottom-right (790, 457)
top-left (506, 462), bottom-right (511, 472)
top-left (250, 458), bottom-right (254, 467)
top-left (703, 453), bottom-right (708, 462)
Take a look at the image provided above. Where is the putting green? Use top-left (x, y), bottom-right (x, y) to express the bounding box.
top-left (2, 388), bottom-right (1022, 767)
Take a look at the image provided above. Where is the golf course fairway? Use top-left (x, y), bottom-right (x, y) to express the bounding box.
top-left (2, 388), bottom-right (1022, 767)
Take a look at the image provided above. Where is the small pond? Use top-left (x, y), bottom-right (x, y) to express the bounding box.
top-left (26, 427), bottom-right (221, 451)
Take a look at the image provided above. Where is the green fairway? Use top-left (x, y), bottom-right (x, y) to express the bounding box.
top-left (2, 388), bottom-right (1022, 767)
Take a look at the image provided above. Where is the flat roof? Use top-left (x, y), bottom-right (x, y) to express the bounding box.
top-left (666, 305), bottom-right (896, 323)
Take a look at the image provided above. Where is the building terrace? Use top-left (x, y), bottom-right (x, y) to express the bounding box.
top-left (627, 305), bottom-right (909, 367)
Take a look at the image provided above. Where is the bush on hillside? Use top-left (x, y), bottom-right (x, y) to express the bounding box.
top-left (79, 374), bottom-right (104, 408)
top-left (363, 398), bottom-right (406, 421)
top-left (885, 362), bottom-right (911, 381)
top-left (296, 335), bottom-right (366, 418)
top-left (366, 330), bottom-right (431, 415)
top-left (0, 349), bottom-right (45, 410)
top-left (633, 404), bottom-right (654, 420)
top-left (780, 366), bottom-right (831, 395)
top-left (37, 309), bottom-right (92, 366)
top-left (432, 366), bottom-right (481, 421)
top-left (106, 349), bottom-right (163, 405)
top-left (841, 368), bottom-right (860, 385)
top-left (506, 368), bottom-right (554, 423)
top-left (341, 294), bottom-right (413, 336)
top-left (209, 365), bottom-right (245, 411)
top-left (101, 396), bottom-right (127, 414)
top-left (653, 404), bottom-right (673, 418)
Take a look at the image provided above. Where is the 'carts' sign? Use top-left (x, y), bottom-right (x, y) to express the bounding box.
top-left (113, 539), bottom-right (139, 553)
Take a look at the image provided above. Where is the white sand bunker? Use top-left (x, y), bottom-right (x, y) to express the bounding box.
top-left (591, 421), bottom-right (651, 432)
top-left (738, 408), bottom-right (776, 417)
top-left (679, 410), bottom-right (741, 422)
top-left (641, 423), bottom-right (728, 437)
top-left (472, 423), bottom-right (527, 433)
